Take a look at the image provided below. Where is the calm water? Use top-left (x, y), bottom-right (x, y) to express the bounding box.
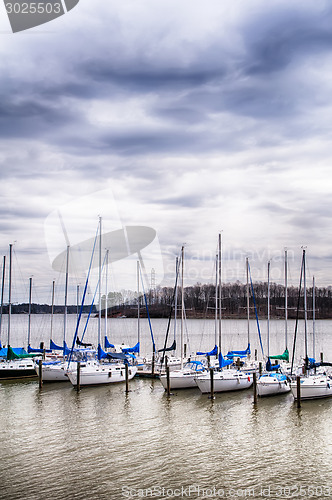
top-left (1, 317), bottom-right (332, 500)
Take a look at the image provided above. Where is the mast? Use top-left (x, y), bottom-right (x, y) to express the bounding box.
top-left (27, 277), bottom-right (32, 347)
top-left (218, 233), bottom-right (222, 354)
top-left (8, 244), bottom-right (12, 347)
top-left (174, 257), bottom-right (178, 346)
top-left (312, 275), bottom-right (315, 360)
top-left (136, 260), bottom-right (140, 354)
top-left (76, 285), bottom-right (80, 321)
top-left (50, 280), bottom-right (55, 344)
top-left (215, 253), bottom-right (218, 349)
top-left (267, 261), bottom-right (270, 357)
top-left (303, 248), bottom-right (308, 364)
top-left (180, 246), bottom-right (184, 369)
top-left (105, 249), bottom-right (109, 341)
top-left (63, 245), bottom-right (69, 358)
top-left (98, 216), bottom-right (102, 348)
top-left (284, 249), bottom-right (288, 349)
top-left (246, 257), bottom-right (250, 348)
top-left (0, 256), bottom-right (6, 347)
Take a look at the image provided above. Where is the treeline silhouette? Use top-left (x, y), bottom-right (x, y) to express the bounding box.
top-left (5, 281), bottom-right (332, 319)
top-left (102, 281), bottom-right (332, 319)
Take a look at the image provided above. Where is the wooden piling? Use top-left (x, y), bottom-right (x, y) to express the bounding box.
top-left (259, 362), bottom-right (262, 376)
top-left (39, 342), bottom-right (46, 360)
top-left (165, 356), bottom-right (170, 395)
top-left (296, 376), bottom-right (301, 408)
top-left (151, 352), bottom-right (155, 377)
top-left (38, 359), bottom-right (43, 389)
top-left (209, 368), bottom-right (214, 399)
top-left (125, 363), bottom-right (129, 393)
top-left (253, 372), bottom-right (257, 404)
top-left (76, 362), bottom-right (81, 392)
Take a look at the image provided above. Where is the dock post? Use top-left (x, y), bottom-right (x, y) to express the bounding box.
top-left (165, 356), bottom-right (170, 395)
top-left (296, 376), bottom-right (301, 408)
top-left (40, 342), bottom-right (46, 360)
top-left (125, 363), bottom-right (129, 393)
top-left (259, 362), bottom-right (262, 376)
top-left (253, 372), bottom-right (257, 404)
top-left (151, 352), bottom-right (155, 378)
top-left (38, 359), bottom-right (43, 389)
top-left (76, 362), bottom-right (81, 392)
top-left (209, 368), bottom-right (214, 399)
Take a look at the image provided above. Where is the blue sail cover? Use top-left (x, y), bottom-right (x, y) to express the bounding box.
top-left (226, 344), bottom-right (251, 358)
top-left (122, 342), bottom-right (140, 354)
top-left (50, 339), bottom-right (63, 351)
top-left (63, 342), bottom-right (71, 356)
top-left (107, 352), bottom-right (129, 361)
top-left (49, 340), bottom-right (71, 355)
top-left (28, 345), bottom-right (52, 354)
top-left (0, 347), bottom-right (28, 357)
top-left (158, 340), bottom-right (176, 352)
top-left (307, 357), bottom-right (321, 369)
top-left (196, 345), bottom-right (218, 356)
top-left (219, 352), bottom-right (233, 369)
top-left (266, 358), bottom-right (280, 371)
top-left (104, 336), bottom-right (115, 349)
top-left (98, 344), bottom-right (108, 360)
top-left (98, 344), bottom-right (129, 362)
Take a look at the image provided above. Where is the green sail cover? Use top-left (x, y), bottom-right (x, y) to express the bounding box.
top-left (269, 348), bottom-right (289, 362)
top-left (7, 346), bottom-right (38, 360)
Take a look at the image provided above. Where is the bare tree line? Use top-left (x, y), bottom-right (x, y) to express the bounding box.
top-left (102, 281), bottom-right (332, 319)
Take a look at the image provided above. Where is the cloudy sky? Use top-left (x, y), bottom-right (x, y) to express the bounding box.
top-left (1, 0), bottom-right (332, 304)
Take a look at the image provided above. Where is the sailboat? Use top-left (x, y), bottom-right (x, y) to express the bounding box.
top-left (38, 245), bottom-right (74, 382)
top-left (160, 246), bottom-right (207, 390)
top-left (0, 245), bottom-right (38, 380)
top-left (195, 237), bottom-right (253, 394)
top-left (66, 217), bottom-right (137, 387)
top-left (290, 249), bottom-right (332, 400)
top-left (257, 260), bottom-right (291, 397)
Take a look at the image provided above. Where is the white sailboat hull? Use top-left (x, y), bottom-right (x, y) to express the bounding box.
top-left (0, 359), bottom-right (37, 379)
top-left (257, 374), bottom-right (291, 397)
top-left (160, 369), bottom-right (207, 389)
top-left (195, 370), bottom-right (253, 394)
top-left (144, 356), bottom-right (183, 373)
top-left (38, 362), bottom-right (70, 382)
top-left (290, 375), bottom-right (332, 400)
top-left (67, 362), bottom-right (137, 386)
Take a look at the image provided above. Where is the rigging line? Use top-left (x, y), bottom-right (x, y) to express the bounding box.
top-left (248, 260), bottom-right (264, 358)
top-left (139, 263), bottom-right (156, 354)
top-left (198, 257), bottom-right (217, 352)
top-left (57, 210), bottom-right (71, 248)
top-left (81, 250), bottom-right (108, 344)
top-left (67, 222), bottom-right (100, 366)
top-left (160, 250), bottom-right (182, 367)
top-left (291, 250), bottom-right (304, 375)
top-left (183, 304), bottom-right (191, 355)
